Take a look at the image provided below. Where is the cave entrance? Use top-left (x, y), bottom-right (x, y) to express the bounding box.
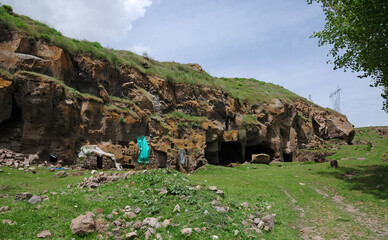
top-left (0, 98), bottom-right (23, 150)
top-left (283, 153), bottom-right (293, 162)
top-left (97, 156), bottom-right (103, 169)
top-left (155, 151), bottom-right (167, 168)
top-left (244, 144), bottom-right (275, 162)
top-left (121, 164), bottom-right (135, 169)
top-left (218, 142), bottom-right (243, 165)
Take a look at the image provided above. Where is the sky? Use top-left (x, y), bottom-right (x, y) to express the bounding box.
top-left (2, 0), bottom-right (387, 127)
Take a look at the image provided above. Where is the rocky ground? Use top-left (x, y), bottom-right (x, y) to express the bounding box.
top-left (0, 164), bottom-right (277, 239)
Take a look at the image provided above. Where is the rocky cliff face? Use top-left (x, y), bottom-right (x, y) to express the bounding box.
top-left (0, 30), bottom-right (355, 172)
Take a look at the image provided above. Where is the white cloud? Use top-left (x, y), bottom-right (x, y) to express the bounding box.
top-left (131, 45), bottom-right (151, 56)
top-left (1, 0), bottom-right (152, 45)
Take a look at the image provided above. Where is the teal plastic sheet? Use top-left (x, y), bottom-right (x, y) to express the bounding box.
top-left (137, 136), bottom-right (150, 164)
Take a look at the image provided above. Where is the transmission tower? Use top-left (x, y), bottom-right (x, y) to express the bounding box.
top-left (329, 87), bottom-right (342, 112)
top-left (308, 94), bottom-right (313, 102)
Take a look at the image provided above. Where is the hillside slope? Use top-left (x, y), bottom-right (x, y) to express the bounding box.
top-left (0, 5), bottom-right (354, 171)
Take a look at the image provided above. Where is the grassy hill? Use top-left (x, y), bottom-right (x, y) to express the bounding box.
top-left (0, 4), bottom-right (305, 106)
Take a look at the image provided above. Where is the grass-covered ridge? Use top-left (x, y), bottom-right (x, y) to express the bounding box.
top-left (0, 4), bottom-right (305, 106)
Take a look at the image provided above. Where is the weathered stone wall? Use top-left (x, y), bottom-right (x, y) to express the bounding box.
top-left (0, 30), bottom-right (355, 172)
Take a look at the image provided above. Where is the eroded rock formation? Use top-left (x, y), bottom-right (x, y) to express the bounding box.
top-left (0, 30), bottom-right (355, 172)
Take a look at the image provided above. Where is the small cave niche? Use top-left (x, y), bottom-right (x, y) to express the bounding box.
top-left (97, 156), bottom-right (103, 169)
top-left (218, 142), bottom-right (243, 165)
top-left (0, 98), bottom-right (23, 149)
top-left (121, 164), bottom-right (135, 169)
top-left (283, 153), bottom-right (293, 162)
top-left (312, 119), bottom-right (321, 136)
top-left (244, 144), bottom-right (275, 162)
top-left (205, 151), bottom-right (219, 165)
top-left (155, 151), bottom-right (167, 168)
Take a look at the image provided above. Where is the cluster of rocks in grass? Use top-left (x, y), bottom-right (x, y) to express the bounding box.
top-left (207, 185), bottom-right (276, 236)
top-left (0, 148), bottom-right (68, 173)
top-left (66, 183), bottom-right (276, 239)
top-left (70, 207), bottom-right (171, 239)
top-left (13, 190), bottom-right (55, 205)
top-left (0, 148), bottom-right (36, 171)
top-left (76, 170), bottom-right (139, 189)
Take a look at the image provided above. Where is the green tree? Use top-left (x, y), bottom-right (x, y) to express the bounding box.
top-left (308, 0), bottom-right (388, 112)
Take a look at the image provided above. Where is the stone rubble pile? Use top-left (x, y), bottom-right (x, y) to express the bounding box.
top-left (0, 148), bottom-right (31, 169)
top-left (77, 171), bottom-right (137, 189)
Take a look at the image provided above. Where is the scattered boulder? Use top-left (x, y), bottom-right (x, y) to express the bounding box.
top-left (0, 206), bottom-right (10, 212)
top-left (162, 219), bottom-right (170, 228)
top-left (54, 171), bottom-right (67, 178)
top-left (95, 219), bottom-right (109, 233)
top-left (144, 229), bottom-right (152, 239)
top-left (262, 214), bottom-right (275, 230)
top-left (257, 221), bottom-right (265, 230)
top-left (216, 190), bottom-right (225, 197)
top-left (2, 219), bottom-right (17, 225)
top-left (123, 212), bottom-right (137, 219)
top-left (330, 160), bottom-right (338, 168)
top-left (126, 231), bottom-right (138, 239)
top-left (111, 226), bottom-right (121, 235)
top-left (133, 206), bottom-right (141, 214)
top-left (70, 212), bottom-right (95, 235)
top-left (143, 217), bottom-right (158, 227)
top-left (241, 202), bottom-right (250, 208)
top-left (133, 220), bottom-right (142, 229)
top-left (173, 204), bottom-right (180, 213)
top-left (28, 195), bottom-right (42, 205)
top-left (15, 192), bottom-right (33, 201)
top-left (37, 230), bottom-right (52, 238)
top-left (181, 228), bottom-right (192, 236)
top-left (251, 154), bottom-right (270, 164)
top-left (208, 186), bottom-right (217, 191)
top-left (214, 206), bottom-right (229, 213)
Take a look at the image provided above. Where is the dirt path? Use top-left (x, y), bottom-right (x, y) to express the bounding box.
top-left (312, 186), bottom-right (388, 239)
top-left (282, 189), bottom-right (325, 240)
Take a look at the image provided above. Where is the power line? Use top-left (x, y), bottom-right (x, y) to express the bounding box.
top-left (329, 87), bottom-right (342, 112)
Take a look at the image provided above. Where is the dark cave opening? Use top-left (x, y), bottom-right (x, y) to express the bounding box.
top-left (218, 142), bottom-right (243, 165)
top-left (0, 98), bottom-right (23, 149)
top-left (121, 164), bottom-right (135, 169)
top-left (155, 151), bottom-right (167, 168)
top-left (283, 153), bottom-right (293, 162)
top-left (97, 156), bottom-right (103, 169)
top-left (244, 144), bottom-right (275, 162)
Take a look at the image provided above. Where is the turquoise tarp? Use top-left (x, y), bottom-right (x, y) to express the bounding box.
top-left (137, 136), bottom-right (150, 164)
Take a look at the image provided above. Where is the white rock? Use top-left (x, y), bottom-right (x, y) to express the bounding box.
top-left (181, 228), bottom-right (192, 236)
top-left (173, 204), bottom-right (180, 213)
top-left (70, 212), bottom-right (95, 235)
top-left (37, 230), bottom-right (52, 238)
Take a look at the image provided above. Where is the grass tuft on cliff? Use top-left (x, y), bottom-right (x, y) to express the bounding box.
top-left (0, 4), bottom-right (310, 107)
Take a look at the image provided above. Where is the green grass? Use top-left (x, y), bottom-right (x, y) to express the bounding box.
top-left (0, 67), bottom-right (13, 79)
top-left (17, 71), bottom-right (104, 103)
top-left (167, 111), bottom-right (207, 123)
top-left (0, 128), bottom-right (386, 239)
top-left (188, 127), bottom-right (388, 239)
top-left (243, 114), bottom-right (259, 124)
top-left (0, 168), bottom-right (269, 239)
